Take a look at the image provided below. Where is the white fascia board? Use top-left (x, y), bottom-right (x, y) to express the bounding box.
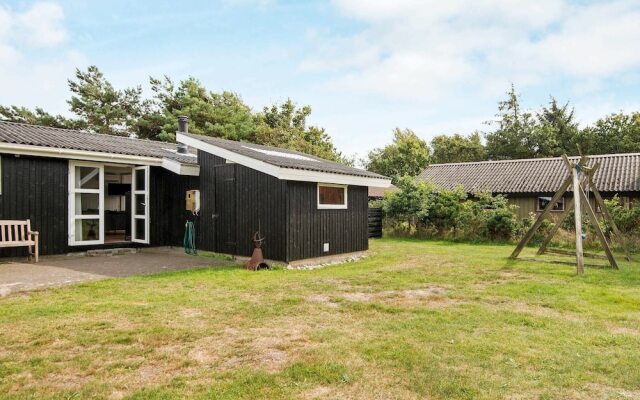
top-left (161, 158), bottom-right (200, 176)
top-left (178, 133), bottom-right (392, 187)
top-left (0, 142), bottom-right (162, 166)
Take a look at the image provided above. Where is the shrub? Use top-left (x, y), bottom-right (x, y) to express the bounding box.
top-left (381, 178), bottom-right (640, 252)
top-left (382, 178), bottom-right (520, 241)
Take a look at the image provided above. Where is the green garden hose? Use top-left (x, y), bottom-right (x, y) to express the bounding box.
top-left (183, 220), bottom-right (197, 255)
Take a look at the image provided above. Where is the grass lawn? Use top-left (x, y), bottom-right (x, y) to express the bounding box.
top-left (1, 239), bottom-right (640, 399)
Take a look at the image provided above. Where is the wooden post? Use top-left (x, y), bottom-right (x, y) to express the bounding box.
top-left (572, 165), bottom-right (585, 275)
top-left (579, 188), bottom-right (618, 269)
top-left (589, 177), bottom-right (632, 262)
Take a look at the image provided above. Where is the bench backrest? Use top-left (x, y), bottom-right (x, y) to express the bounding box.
top-left (0, 220), bottom-right (32, 243)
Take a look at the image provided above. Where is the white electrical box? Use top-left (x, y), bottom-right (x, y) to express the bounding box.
top-left (186, 190), bottom-right (200, 213)
top-left (323, 242), bottom-right (330, 253)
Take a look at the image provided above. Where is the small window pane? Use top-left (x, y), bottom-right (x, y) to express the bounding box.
top-left (135, 218), bottom-right (146, 241)
top-left (75, 167), bottom-right (100, 189)
top-left (135, 194), bottom-right (146, 216)
top-left (538, 197), bottom-right (564, 211)
top-left (75, 219), bottom-right (100, 241)
top-left (135, 169), bottom-right (146, 191)
top-left (75, 193), bottom-right (100, 215)
top-left (319, 186), bottom-right (345, 205)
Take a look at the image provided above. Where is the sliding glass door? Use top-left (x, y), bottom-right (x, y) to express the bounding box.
top-left (131, 166), bottom-right (150, 244)
top-left (69, 162), bottom-right (104, 245)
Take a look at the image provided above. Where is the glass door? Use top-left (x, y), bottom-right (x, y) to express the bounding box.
top-left (69, 162), bottom-right (104, 245)
top-left (131, 166), bottom-right (150, 243)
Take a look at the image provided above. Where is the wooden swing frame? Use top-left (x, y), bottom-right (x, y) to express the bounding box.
top-left (510, 154), bottom-right (630, 274)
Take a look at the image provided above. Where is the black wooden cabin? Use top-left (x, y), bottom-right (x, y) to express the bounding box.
top-left (0, 119), bottom-right (390, 263)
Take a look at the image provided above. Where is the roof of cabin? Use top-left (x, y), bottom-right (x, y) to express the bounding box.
top-left (180, 132), bottom-right (387, 180)
top-left (418, 153), bottom-right (640, 194)
top-left (368, 184), bottom-right (398, 198)
top-left (0, 120), bottom-right (198, 164)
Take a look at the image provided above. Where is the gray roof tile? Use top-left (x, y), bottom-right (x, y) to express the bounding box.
top-left (182, 132), bottom-right (387, 180)
top-left (418, 154), bottom-right (640, 193)
top-left (0, 120), bottom-right (197, 164)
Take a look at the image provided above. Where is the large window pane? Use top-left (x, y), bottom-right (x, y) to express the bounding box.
top-left (319, 185), bottom-right (346, 205)
top-left (75, 167), bottom-right (100, 189)
top-left (75, 219), bottom-right (100, 241)
top-left (134, 169), bottom-right (146, 191)
top-left (135, 194), bottom-right (146, 216)
top-left (74, 193), bottom-right (99, 215)
top-left (135, 218), bottom-right (146, 241)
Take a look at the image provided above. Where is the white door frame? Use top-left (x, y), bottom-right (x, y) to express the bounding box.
top-left (68, 161), bottom-right (104, 246)
top-left (131, 165), bottom-right (150, 244)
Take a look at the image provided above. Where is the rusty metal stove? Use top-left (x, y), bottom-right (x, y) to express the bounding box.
top-left (244, 231), bottom-right (269, 270)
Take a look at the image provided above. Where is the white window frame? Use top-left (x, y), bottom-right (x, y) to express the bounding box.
top-left (537, 196), bottom-right (565, 212)
top-left (131, 165), bottom-right (150, 244)
top-left (68, 161), bottom-right (104, 246)
top-left (317, 183), bottom-right (348, 210)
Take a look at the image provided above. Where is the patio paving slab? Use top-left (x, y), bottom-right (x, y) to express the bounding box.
top-left (0, 248), bottom-right (233, 297)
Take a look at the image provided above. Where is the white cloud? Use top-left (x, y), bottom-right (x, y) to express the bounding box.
top-left (305, 0), bottom-right (640, 101)
top-left (0, 2), bottom-right (84, 115)
top-left (15, 2), bottom-right (68, 47)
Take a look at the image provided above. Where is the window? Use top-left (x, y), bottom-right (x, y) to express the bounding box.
top-left (537, 196), bottom-right (565, 212)
top-left (317, 184), bottom-right (347, 209)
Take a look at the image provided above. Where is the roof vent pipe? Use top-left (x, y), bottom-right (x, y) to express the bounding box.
top-left (177, 116), bottom-right (189, 154)
top-left (178, 116), bottom-right (189, 133)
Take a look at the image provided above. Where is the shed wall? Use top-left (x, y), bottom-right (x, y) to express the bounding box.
top-left (507, 194), bottom-right (639, 220)
top-left (196, 151), bottom-right (288, 261)
top-left (286, 182), bottom-right (368, 261)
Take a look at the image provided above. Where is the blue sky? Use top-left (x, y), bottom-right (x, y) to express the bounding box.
top-left (1, 0), bottom-right (640, 158)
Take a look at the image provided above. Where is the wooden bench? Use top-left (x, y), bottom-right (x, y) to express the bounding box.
top-left (0, 220), bottom-right (39, 262)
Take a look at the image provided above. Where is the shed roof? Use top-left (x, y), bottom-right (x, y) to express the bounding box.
top-left (368, 185), bottom-right (398, 198)
top-left (418, 154), bottom-right (640, 194)
top-left (0, 120), bottom-right (197, 165)
top-left (178, 132), bottom-right (390, 185)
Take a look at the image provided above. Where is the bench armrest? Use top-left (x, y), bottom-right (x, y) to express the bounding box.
top-left (29, 231), bottom-right (39, 236)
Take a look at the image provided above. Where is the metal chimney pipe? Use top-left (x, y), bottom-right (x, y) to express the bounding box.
top-left (177, 116), bottom-right (189, 154)
top-left (178, 116), bottom-right (189, 133)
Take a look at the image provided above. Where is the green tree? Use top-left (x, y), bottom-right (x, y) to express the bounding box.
top-left (67, 66), bottom-right (134, 135)
top-left (0, 105), bottom-right (84, 129)
top-left (430, 132), bottom-right (486, 164)
top-left (533, 97), bottom-right (580, 156)
top-left (0, 65), bottom-right (348, 161)
top-left (484, 85), bottom-right (539, 160)
top-left (366, 128), bottom-right (430, 182)
top-left (577, 112), bottom-right (640, 155)
top-left (253, 99), bottom-right (345, 162)
top-left (148, 76), bottom-right (256, 142)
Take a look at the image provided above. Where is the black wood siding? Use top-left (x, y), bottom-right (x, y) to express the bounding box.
top-left (0, 155), bottom-right (198, 257)
top-left (286, 182), bottom-right (368, 261)
top-left (149, 167), bottom-right (200, 247)
top-left (0, 154), bottom-right (68, 256)
top-left (234, 163), bottom-right (287, 261)
top-left (197, 151), bottom-right (217, 252)
top-left (197, 151), bottom-right (288, 261)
